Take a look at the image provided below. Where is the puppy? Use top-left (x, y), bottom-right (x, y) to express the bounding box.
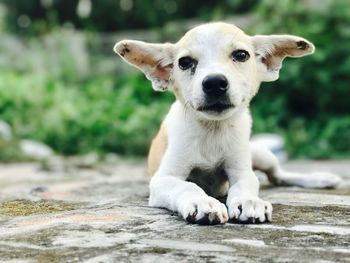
top-left (114, 22), bottom-right (341, 224)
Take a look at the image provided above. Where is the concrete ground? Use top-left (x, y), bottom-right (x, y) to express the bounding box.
top-left (0, 158), bottom-right (349, 263)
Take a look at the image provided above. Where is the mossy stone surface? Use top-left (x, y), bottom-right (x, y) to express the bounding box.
top-left (0, 199), bottom-right (79, 216)
top-left (0, 160), bottom-right (349, 262)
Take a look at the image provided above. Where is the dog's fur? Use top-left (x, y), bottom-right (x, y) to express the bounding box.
top-left (114, 22), bottom-right (341, 224)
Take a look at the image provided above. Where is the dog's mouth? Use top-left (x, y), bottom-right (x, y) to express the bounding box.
top-left (197, 102), bottom-right (234, 113)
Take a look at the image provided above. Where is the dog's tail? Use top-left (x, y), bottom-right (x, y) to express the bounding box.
top-left (251, 143), bottom-right (342, 188)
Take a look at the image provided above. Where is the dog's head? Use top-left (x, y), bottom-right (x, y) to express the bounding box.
top-left (114, 22), bottom-right (314, 121)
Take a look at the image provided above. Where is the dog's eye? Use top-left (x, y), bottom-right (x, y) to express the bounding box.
top-left (232, 50), bottom-right (250, 62)
top-left (178, 56), bottom-right (196, 70)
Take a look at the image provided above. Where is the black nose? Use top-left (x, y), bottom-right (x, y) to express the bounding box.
top-left (202, 74), bottom-right (228, 96)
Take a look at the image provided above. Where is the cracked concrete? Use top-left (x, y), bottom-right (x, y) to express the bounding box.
top-left (0, 159), bottom-right (349, 263)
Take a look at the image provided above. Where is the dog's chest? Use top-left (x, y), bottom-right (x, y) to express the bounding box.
top-left (190, 125), bottom-right (234, 166)
top-left (179, 122), bottom-right (239, 199)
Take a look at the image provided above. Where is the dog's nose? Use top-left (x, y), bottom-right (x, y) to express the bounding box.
top-left (202, 74), bottom-right (228, 96)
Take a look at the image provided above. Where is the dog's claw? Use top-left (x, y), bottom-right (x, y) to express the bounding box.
top-left (227, 197), bottom-right (272, 224)
top-left (182, 197), bottom-right (229, 225)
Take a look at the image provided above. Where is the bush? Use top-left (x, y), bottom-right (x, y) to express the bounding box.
top-left (0, 70), bottom-right (173, 156)
top-left (249, 0), bottom-right (350, 158)
top-left (2, 0), bottom-right (257, 35)
top-left (0, 0), bottom-right (349, 159)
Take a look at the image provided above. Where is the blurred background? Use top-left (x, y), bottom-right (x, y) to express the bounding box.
top-left (0, 0), bottom-right (349, 162)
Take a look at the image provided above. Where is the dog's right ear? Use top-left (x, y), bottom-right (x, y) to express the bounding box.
top-left (114, 40), bottom-right (174, 92)
top-left (251, 35), bottom-right (315, 82)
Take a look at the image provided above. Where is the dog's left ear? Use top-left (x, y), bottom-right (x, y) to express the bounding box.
top-left (251, 35), bottom-right (315, 82)
top-left (114, 40), bottom-right (174, 91)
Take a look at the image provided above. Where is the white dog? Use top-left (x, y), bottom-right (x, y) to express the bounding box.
top-left (114, 22), bottom-right (341, 225)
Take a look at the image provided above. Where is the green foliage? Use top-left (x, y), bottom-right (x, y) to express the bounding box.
top-left (0, 70), bottom-right (173, 156)
top-left (249, 0), bottom-right (350, 158)
top-left (0, 0), bottom-right (349, 159)
top-left (2, 0), bottom-right (257, 35)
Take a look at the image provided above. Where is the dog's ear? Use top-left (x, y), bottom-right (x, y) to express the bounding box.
top-left (114, 40), bottom-right (174, 91)
top-left (251, 35), bottom-right (315, 82)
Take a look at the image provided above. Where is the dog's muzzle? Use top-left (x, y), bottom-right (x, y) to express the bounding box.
top-left (198, 74), bottom-right (234, 113)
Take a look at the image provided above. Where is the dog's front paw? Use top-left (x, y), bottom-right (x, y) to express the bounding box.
top-left (180, 196), bottom-right (228, 225)
top-left (227, 196), bottom-right (272, 223)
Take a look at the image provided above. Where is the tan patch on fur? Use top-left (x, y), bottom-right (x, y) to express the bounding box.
top-left (263, 40), bottom-right (311, 68)
top-left (119, 43), bottom-right (173, 81)
top-left (273, 40), bottom-right (311, 57)
top-left (119, 43), bottom-right (157, 70)
top-left (260, 40), bottom-right (312, 72)
top-left (147, 123), bottom-right (168, 176)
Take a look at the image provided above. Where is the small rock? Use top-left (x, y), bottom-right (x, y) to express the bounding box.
top-left (41, 156), bottom-right (68, 172)
top-left (72, 152), bottom-right (100, 168)
top-left (20, 139), bottom-right (54, 159)
top-left (30, 186), bottom-right (49, 195)
top-left (104, 153), bottom-right (121, 164)
top-left (0, 120), bottom-right (12, 141)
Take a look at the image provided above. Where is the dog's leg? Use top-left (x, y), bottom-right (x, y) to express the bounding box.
top-left (149, 174), bottom-right (228, 224)
top-left (225, 141), bottom-right (273, 223)
top-left (250, 143), bottom-right (342, 188)
top-left (225, 167), bottom-right (273, 223)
